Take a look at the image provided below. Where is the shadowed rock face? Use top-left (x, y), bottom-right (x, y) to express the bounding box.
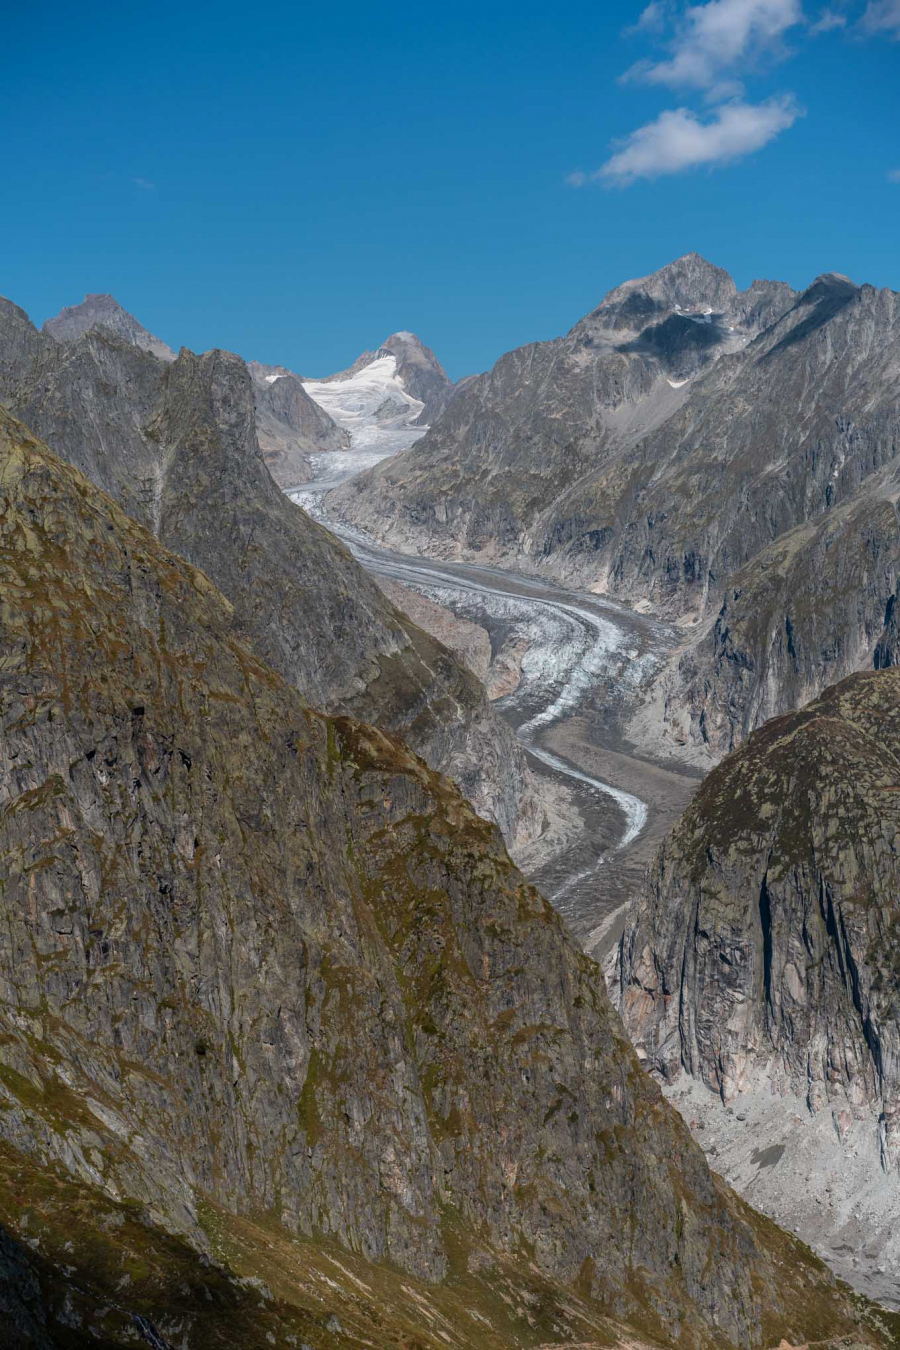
top-left (0, 304), bottom-right (538, 848)
top-left (662, 464), bottom-right (900, 760)
top-left (615, 667), bottom-right (900, 1298)
top-left (0, 408), bottom-right (887, 1350)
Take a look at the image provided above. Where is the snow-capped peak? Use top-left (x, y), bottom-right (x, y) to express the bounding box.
top-left (302, 353), bottom-right (428, 457)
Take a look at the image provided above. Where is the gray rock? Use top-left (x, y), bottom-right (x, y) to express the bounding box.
top-left (248, 361), bottom-right (350, 487)
top-left (661, 461), bottom-right (900, 761)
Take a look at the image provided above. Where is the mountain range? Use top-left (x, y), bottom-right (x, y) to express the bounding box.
top-left (323, 253), bottom-right (900, 1303)
top-left (0, 294), bottom-right (547, 857)
top-left (4, 402), bottom-right (888, 1348)
top-left (330, 253), bottom-right (900, 769)
top-left (0, 265), bottom-right (899, 1347)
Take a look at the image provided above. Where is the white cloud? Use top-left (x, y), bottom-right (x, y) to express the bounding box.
top-left (596, 95), bottom-right (802, 184)
top-left (860, 0), bottom-right (900, 36)
top-left (132, 177), bottom-right (156, 190)
top-left (809, 8), bottom-right (848, 32)
top-left (626, 1), bottom-right (671, 34)
top-left (622, 0), bottom-right (804, 90)
top-left (888, 168), bottom-right (900, 182)
top-left (565, 170), bottom-right (588, 186)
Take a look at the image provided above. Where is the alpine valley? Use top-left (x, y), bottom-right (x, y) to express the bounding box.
top-left (0, 253), bottom-right (898, 1350)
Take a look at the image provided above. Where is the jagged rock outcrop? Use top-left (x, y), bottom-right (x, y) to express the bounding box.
top-left (615, 666), bottom-right (900, 1302)
top-left (0, 302), bottom-right (539, 849)
top-left (0, 407), bottom-right (890, 1349)
top-left (247, 360), bottom-right (350, 486)
top-left (0, 297), bottom-right (53, 389)
top-left (42, 292), bottom-right (177, 361)
top-left (40, 294), bottom-right (350, 487)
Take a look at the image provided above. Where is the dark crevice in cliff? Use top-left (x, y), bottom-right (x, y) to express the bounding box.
top-left (874, 592), bottom-right (897, 669)
top-left (759, 873), bottom-right (774, 1022)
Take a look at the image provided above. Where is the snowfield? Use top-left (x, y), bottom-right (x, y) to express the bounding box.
top-left (303, 354), bottom-right (428, 457)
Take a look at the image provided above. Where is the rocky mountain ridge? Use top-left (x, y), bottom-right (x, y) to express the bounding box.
top-left (0, 295), bottom-right (543, 853)
top-left (247, 359), bottom-right (351, 486)
top-left (0, 406), bottom-right (889, 1347)
top-left (42, 292), bottom-right (177, 361)
top-left (328, 253), bottom-right (800, 573)
top-left (40, 293), bottom-right (351, 486)
top-left (330, 254), bottom-right (900, 766)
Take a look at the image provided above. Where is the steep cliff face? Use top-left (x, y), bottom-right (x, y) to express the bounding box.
top-left (657, 464), bottom-right (900, 761)
top-left (1, 409), bottom-right (889, 1348)
top-left (0, 298), bottom-right (55, 393)
top-left (0, 304), bottom-right (538, 849)
top-left (615, 667), bottom-right (900, 1302)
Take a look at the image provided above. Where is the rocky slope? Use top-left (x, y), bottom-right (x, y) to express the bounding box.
top-left (0, 299), bottom-right (540, 851)
top-left (614, 665), bottom-right (900, 1305)
top-left (247, 360), bottom-right (350, 486)
top-left (331, 255), bottom-right (900, 763)
top-left (375, 575), bottom-right (493, 681)
top-left (42, 292), bottom-right (177, 361)
top-left (0, 406), bottom-right (893, 1349)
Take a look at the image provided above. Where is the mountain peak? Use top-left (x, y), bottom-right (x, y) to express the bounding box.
top-left (381, 330), bottom-right (449, 380)
top-left (43, 293), bottom-right (176, 362)
top-left (598, 252), bottom-right (737, 319)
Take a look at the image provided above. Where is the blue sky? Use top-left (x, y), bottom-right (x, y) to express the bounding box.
top-left (2, 0), bottom-right (897, 379)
